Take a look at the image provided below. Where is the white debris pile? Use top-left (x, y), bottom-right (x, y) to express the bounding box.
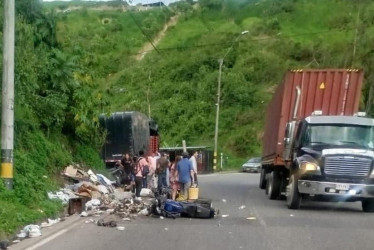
top-left (47, 188), bottom-right (78, 204)
top-left (17, 224), bottom-right (42, 238)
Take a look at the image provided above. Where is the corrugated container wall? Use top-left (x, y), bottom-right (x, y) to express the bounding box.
top-left (262, 69), bottom-right (364, 165)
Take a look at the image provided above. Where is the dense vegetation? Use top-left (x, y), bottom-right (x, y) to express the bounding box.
top-left (85, 0), bottom-right (374, 158)
top-left (1, 0), bottom-right (374, 238)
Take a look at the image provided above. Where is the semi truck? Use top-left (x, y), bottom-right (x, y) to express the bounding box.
top-left (260, 69), bottom-right (374, 212)
top-left (99, 111), bottom-right (159, 167)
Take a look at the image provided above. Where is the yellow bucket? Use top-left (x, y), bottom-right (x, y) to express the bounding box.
top-left (188, 187), bottom-right (199, 200)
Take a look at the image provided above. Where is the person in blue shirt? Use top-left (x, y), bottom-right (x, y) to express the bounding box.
top-left (176, 152), bottom-right (194, 199)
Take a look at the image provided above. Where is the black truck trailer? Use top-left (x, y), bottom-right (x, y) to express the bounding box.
top-left (99, 111), bottom-right (151, 167)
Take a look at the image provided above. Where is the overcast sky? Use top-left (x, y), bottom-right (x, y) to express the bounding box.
top-left (42, 0), bottom-right (180, 6)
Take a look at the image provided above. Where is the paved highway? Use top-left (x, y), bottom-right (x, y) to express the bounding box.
top-left (13, 173), bottom-right (374, 250)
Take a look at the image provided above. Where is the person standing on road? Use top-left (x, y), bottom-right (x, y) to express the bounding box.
top-left (156, 153), bottom-right (169, 192)
top-left (120, 153), bottom-right (134, 189)
top-left (147, 152), bottom-right (157, 189)
top-left (189, 151), bottom-right (198, 186)
top-left (154, 151), bottom-right (161, 189)
top-left (170, 155), bottom-right (182, 200)
top-left (166, 153), bottom-right (170, 187)
top-left (135, 150), bottom-right (148, 200)
top-left (176, 152), bottom-right (194, 199)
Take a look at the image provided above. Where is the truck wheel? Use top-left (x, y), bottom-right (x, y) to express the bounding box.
top-left (287, 174), bottom-right (301, 209)
top-left (362, 199), bottom-right (374, 212)
top-left (267, 171), bottom-right (281, 200)
top-left (259, 167), bottom-right (267, 189)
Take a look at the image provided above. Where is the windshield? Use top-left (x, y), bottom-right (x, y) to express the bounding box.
top-left (248, 157), bottom-right (261, 163)
top-left (303, 124), bottom-right (374, 149)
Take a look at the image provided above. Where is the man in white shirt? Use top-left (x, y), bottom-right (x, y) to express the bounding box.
top-left (189, 151), bottom-right (198, 185)
top-left (153, 151), bottom-right (161, 188)
top-left (147, 152), bottom-right (157, 189)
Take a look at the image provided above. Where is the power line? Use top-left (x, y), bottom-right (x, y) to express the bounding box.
top-left (128, 27), bottom-right (355, 56)
top-left (128, 11), bottom-right (161, 54)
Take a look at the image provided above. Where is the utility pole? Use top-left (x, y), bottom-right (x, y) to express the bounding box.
top-left (213, 30), bottom-right (248, 172)
top-left (1, 0), bottom-right (15, 189)
top-left (213, 59), bottom-right (223, 171)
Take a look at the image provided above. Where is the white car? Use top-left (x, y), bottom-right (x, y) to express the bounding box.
top-left (242, 157), bottom-right (261, 173)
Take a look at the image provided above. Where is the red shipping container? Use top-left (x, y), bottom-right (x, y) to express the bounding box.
top-left (262, 69), bottom-right (364, 166)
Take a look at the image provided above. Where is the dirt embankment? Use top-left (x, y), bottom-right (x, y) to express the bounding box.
top-left (135, 15), bottom-right (179, 61)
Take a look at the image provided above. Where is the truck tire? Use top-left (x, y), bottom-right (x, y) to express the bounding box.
top-left (287, 174), bottom-right (301, 209)
top-left (362, 199), bottom-right (374, 212)
top-left (267, 171), bottom-right (281, 200)
top-left (259, 167), bottom-right (267, 189)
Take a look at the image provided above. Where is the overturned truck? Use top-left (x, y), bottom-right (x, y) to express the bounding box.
top-left (99, 111), bottom-right (159, 167)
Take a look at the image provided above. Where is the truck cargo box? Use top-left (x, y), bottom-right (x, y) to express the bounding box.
top-left (99, 111), bottom-right (150, 166)
top-left (262, 69), bottom-right (363, 165)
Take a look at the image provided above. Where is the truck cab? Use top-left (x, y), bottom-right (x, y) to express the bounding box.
top-left (284, 114), bottom-right (374, 211)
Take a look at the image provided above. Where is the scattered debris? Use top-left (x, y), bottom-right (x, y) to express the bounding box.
top-left (63, 165), bottom-right (89, 181)
top-left (97, 219), bottom-right (117, 227)
top-left (80, 212), bottom-right (89, 217)
top-left (290, 214), bottom-right (294, 217)
top-left (97, 185), bottom-right (109, 194)
top-left (140, 188), bottom-right (153, 197)
top-left (18, 225), bottom-right (42, 238)
top-left (113, 190), bottom-right (132, 200)
top-left (238, 205), bottom-right (246, 210)
top-left (138, 208), bottom-right (149, 216)
top-left (164, 228), bottom-right (168, 231)
top-left (0, 241), bottom-right (9, 250)
top-left (85, 219), bottom-right (95, 224)
top-left (47, 189), bottom-right (77, 204)
top-left (221, 214), bottom-right (229, 218)
top-left (246, 217), bottom-right (256, 220)
top-left (41, 218), bottom-right (61, 228)
top-left (43, 163), bottom-right (219, 239)
top-left (85, 199), bottom-right (101, 210)
top-left (222, 199), bottom-right (227, 203)
top-left (16, 231), bottom-right (27, 238)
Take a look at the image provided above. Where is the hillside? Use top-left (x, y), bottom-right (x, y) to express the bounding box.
top-left (55, 0), bottom-right (374, 158)
top-left (1, 0), bottom-right (374, 237)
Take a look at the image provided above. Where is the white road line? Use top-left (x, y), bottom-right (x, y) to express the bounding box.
top-left (25, 219), bottom-right (82, 250)
top-left (25, 229), bottom-right (68, 250)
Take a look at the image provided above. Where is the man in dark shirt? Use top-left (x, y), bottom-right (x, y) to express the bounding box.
top-left (156, 153), bottom-right (169, 192)
top-left (120, 153), bottom-right (134, 186)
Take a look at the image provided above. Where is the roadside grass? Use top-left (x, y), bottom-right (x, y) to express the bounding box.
top-left (0, 198), bottom-right (63, 240)
top-left (0, 128), bottom-right (106, 238)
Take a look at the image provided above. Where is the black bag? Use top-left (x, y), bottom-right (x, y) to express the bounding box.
top-left (137, 157), bottom-right (149, 177)
top-left (142, 164), bottom-right (150, 176)
top-left (180, 202), bottom-right (215, 219)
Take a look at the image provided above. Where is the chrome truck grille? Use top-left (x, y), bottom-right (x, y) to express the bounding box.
top-left (324, 156), bottom-right (372, 177)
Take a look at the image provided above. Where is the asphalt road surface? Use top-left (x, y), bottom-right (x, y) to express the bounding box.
top-left (13, 173), bottom-right (374, 250)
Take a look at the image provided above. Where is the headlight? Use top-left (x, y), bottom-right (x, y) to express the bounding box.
top-left (300, 162), bottom-right (320, 171)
